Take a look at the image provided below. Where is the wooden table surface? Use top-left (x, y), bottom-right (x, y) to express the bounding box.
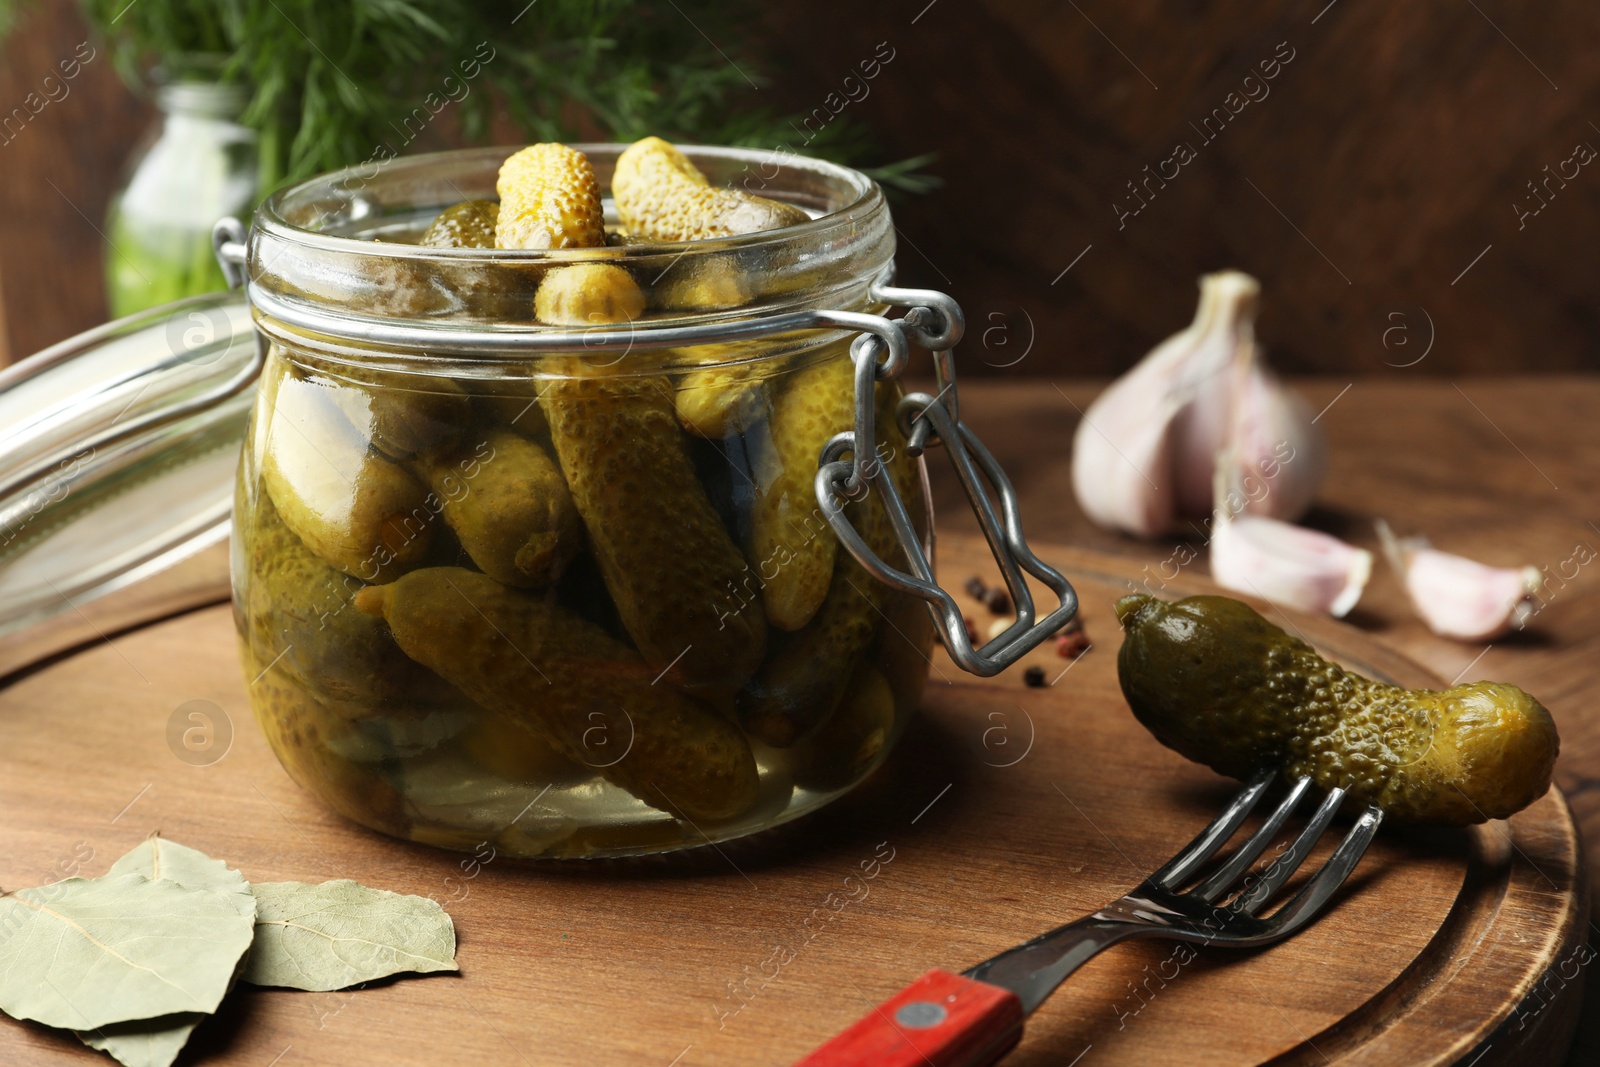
top-left (0, 540), bottom-right (1583, 1066)
top-left (929, 376), bottom-right (1600, 1064)
top-left (0, 373), bottom-right (1591, 1065)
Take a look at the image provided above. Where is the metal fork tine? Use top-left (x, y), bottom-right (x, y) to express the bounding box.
top-left (1256, 804), bottom-right (1384, 934)
top-left (1151, 768), bottom-right (1275, 891)
top-left (1232, 787), bottom-right (1346, 915)
top-left (1192, 776), bottom-right (1315, 903)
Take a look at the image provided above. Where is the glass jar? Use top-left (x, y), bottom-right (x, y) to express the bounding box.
top-left (107, 79), bottom-right (258, 318)
top-left (225, 145), bottom-right (1076, 858)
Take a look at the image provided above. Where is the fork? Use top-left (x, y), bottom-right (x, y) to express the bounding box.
top-left (794, 770), bottom-right (1384, 1067)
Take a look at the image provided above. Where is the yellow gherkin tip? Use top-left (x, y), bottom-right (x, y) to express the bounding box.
top-left (613, 136), bottom-right (810, 242)
top-left (495, 143), bottom-right (607, 250)
top-left (534, 263), bottom-right (646, 326)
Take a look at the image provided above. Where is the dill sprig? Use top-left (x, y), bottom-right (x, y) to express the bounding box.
top-left (46, 0), bottom-right (932, 195)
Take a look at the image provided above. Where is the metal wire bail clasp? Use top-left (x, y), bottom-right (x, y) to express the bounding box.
top-left (814, 280), bottom-right (1079, 677)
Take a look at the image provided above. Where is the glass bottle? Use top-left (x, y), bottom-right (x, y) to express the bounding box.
top-left (105, 79), bottom-right (257, 319)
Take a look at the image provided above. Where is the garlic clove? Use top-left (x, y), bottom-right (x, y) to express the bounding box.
top-left (1069, 385), bottom-right (1184, 537)
top-left (1375, 520), bottom-right (1542, 641)
top-left (1071, 270), bottom-right (1325, 538)
top-left (1227, 353), bottom-right (1326, 523)
top-left (1209, 513), bottom-right (1373, 617)
top-left (1168, 271), bottom-right (1261, 516)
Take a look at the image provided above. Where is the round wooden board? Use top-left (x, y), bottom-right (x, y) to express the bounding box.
top-left (0, 537), bottom-right (1584, 1067)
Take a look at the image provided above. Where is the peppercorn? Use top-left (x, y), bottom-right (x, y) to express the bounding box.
top-left (1056, 630), bottom-right (1091, 658)
top-left (964, 576), bottom-right (988, 600)
top-left (983, 587), bottom-right (1011, 615)
top-left (1023, 665), bottom-right (1047, 688)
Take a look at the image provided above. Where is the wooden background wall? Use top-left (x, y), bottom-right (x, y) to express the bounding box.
top-left (1, 0), bottom-right (1597, 375)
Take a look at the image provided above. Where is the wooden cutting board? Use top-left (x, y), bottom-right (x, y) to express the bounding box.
top-left (0, 536), bottom-right (1584, 1066)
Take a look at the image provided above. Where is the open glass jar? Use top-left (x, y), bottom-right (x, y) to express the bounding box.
top-left (222, 145), bottom-right (1076, 858)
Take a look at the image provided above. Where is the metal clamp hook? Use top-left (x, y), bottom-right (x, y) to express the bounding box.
top-left (815, 283), bottom-right (1078, 676)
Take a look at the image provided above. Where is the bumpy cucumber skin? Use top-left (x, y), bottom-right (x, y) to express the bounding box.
top-left (356, 567), bottom-right (760, 821)
top-left (421, 200), bottom-right (500, 249)
top-left (412, 428), bottom-right (582, 588)
top-left (1115, 594), bottom-right (1559, 825)
top-left (613, 137), bottom-right (809, 241)
top-left (495, 144), bottom-right (606, 250)
top-left (540, 373), bottom-right (768, 698)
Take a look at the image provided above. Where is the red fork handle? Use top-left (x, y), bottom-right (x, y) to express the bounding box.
top-left (793, 969), bottom-right (1025, 1067)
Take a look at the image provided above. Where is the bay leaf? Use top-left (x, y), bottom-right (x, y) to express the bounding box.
top-left (243, 880), bottom-right (458, 991)
top-left (106, 836), bottom-right (256, 921)
top-left (75, 838), bottom-right (257, 1067)
top-left (0, 874), bottom-right (255, 1030)
top-left (78, 1015), bottom-right (205, 1067)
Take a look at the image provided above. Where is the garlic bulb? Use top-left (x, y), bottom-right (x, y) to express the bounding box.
top-left (1376, 521), bottom-right (1542, 641)
top-left (1071, 271), bottom-right (1325, 538)
top-left (1209, 512), bottom-right (1373, 618)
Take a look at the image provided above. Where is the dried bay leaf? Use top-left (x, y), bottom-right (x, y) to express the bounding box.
top-left (75, 838), bottom-right (258, 1067)
top-left (79, 1016), bottom-right (205, 1067)
top-left (0, 874), bottom-right (255, 1030)
top-left (106, 837), bottom-right (256, 921)
top-left (244, 880), bottom-right (458, 991)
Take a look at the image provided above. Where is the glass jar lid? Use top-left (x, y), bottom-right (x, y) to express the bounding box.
top-left (0, 291), bottom-right (258, 675)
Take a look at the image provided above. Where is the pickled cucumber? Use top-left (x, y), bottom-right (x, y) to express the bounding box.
top-left (244, 648), bottom-right (409, 837)
top-left (510, 189), bottom-right (767, 696)
top-left (355, 567), bottom-right (761, 821)
top-left (294, 358), bottom-right (473, 460)
top-left (533, 262), bottom-right (645, 324)
top-left (258, 355), bottom-right (436, 582)
top-left (793, 666), bottom-right (897, 793)
top-left (411, 428), bottom-right (582, 587)
top-left (669, 342), bottom-right (776, 439)
top-left (495, 143), bottom-right (606, 250)
top-left (241, 489), bottom-right (449, 709)
top-left (612, 137), bottom-right (809, 241)
top-left (747, 345), bottom-right (856, 631)
top-left (540, 371), bottom-right (768, 698)
top-left (457, 707), bottom-right (586, 786)
top-left (738, 385), bottom-right (920, 747)
top-left (421, 200), bottom-right (499, 249)
top-left (1115, 594), bottom-right (1559, 825)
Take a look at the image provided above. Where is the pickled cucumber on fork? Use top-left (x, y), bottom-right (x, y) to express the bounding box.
top-left (1115, 593), bottom-right (1560, 825)
top-left (410, 428), bottom-right (583, 588)
top-left (355, 567), bottom-right (760, 821)
top-left (612, 136), bottom-right (809, 241)
top-left (746, 342), bottom-right (856, 631)
top-left (257, 351), bottom-right (436, 582)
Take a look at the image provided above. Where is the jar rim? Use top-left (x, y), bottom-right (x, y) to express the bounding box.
top-left (254, 143), bottom-right (885, 263)
top-left (245, 143), bottom-right (899, 360)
